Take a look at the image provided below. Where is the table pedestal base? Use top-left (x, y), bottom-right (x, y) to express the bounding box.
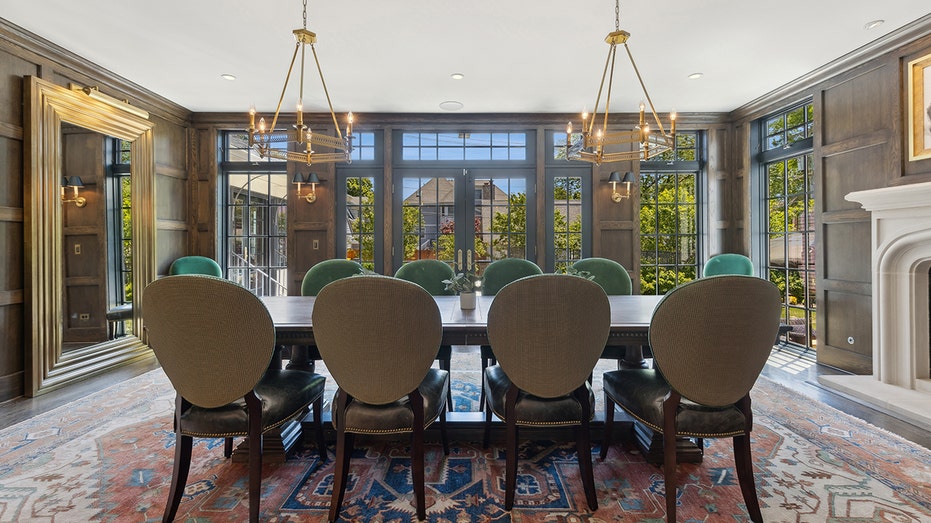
top-left (231, 420), bottom-right (303, 464)
top-left (632, 421), bottom-right (704, 464)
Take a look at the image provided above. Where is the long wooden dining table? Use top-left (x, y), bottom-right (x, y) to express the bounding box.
top-left (254, 293), bottom-right (694, 465)
top-left (262, 293), bottom-right (664, 368)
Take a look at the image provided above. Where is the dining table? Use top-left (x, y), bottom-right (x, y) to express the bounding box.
top-left (262, 293), bottom-right (664, 369)
top-left (252, 293), bottom-right (693, 464)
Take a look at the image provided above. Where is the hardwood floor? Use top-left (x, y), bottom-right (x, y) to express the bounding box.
top-left (2, 347), bottom-right (929, 451)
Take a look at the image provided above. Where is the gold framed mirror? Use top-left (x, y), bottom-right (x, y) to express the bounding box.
top-left (24, 76), bottom-right (156, 396)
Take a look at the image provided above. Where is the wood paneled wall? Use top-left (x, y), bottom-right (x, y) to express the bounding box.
top-left (0, 19), bottom-right (192, 402)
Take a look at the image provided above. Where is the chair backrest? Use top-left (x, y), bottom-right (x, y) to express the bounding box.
top-left (394, 259), bottom-right (456, 296)
top-left (168, 256), bottom-right (223, 277)
top-left (703, 253), bottom-right (754, 277)
top-left (487, 274), bottom-right (610, 398)
top-left (142, 275), bottom-right (274, 408)
top-left (312, 275), bottom-right (442, 405)
top-left (571, 257), bottom-right (632, 295)
top-left (649, 275), bottom-right (781, 407)
top-left (301, 259), bottom-right (364, 296)
top-left (480, 258), bottom-right (543, 296)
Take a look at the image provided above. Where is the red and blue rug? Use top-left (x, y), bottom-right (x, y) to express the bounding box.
top-left (1, 368), bottom-right (929, 522)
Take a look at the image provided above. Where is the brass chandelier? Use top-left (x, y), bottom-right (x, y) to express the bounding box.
top-left (247, 0), bottom-right (353, 165)
top-left (565, 0), bottom-right (675, 165)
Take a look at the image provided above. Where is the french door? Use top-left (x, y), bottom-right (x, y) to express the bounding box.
top-left (393, 168), bottom-right (535, 275)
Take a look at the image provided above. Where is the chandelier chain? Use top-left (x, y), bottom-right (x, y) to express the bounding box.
top-left (302, 0), bottom-right (308, 29)
top-left (614, 0), bottom-right (620, 31)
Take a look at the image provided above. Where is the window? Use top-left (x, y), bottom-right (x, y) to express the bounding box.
top-left (639, 132), bottom-right (701, 294)
top-left (107, 138), bottom-right (133, 336)
top-left (338, 132), bottom-right (383, 272)
top-left (221, 132), bottom-right (288, 296)
top-left (759, 103), bottom-right (816, 349)
top-left (547, 131), bottom-right (591, 272)
top-left (393, 131), bottom-right (535, 273)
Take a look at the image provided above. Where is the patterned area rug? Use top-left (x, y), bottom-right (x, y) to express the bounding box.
top-left (1, 367), bottom-right (930, 522)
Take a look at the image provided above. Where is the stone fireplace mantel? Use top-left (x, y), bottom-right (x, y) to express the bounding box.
top-left (818, 182), bottom-right (931, 432)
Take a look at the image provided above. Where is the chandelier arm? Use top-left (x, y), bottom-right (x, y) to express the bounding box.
top-left (624, 43), bottom-right (669, 137)
top-left (601, 45), bottom-right (617, 152)
top-left (270, 41), bottom-right (303, 136)
top-left (310, 44), bottom-right (344, 141)
top-left (589, 43), bottom-right (615, 136)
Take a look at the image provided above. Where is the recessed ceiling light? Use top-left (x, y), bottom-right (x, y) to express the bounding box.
top-left (864, 19), bottom-right (884, 30)
top-left (450, 73), bottom-right (465, 80)
top-left (688, 72), bottom-right (703, 80)
top-left (439, 100), bottom-right (464, 111)
top-left (221, 73), bottom-right (237, 81)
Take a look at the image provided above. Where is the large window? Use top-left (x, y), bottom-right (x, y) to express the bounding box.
top-left (222, 132), bottom-right (289, 296)
top-left (547, 131), bottom-right (591, 272)
top-left (393, 131), bottom-right (535, 274)
top-left (760, 103), bottom-right (816, 349)
top-left (639, 132), bottom-right (701, 294)
top-left (338, 132), bottom-right (382, 271)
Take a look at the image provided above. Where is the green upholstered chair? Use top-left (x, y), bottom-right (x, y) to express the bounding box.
top-left (571, 257), bottom-right (633, 366)
top-left (395, 259), bottom-right (456, 296)
top-left (476, 257), bottom-right (543, 409)
top-left (571, 257), bottom-right (632, 295)
top-left (312, 275), bottom-right (449, 522)
top-left (143, 275), bottom-right (326, 523)
top-left (395, 259), bottom-right (456, 397)
top-left (703, 253), bottom-right (754, 277)
top-left (484, 274), bottom-right (610, 510)
top-left (601, 275), bottom-right (781, 523)
top-left (300, 259), bottom-right (364, 296)
top-left (168, 255), bottom-right (223, 277)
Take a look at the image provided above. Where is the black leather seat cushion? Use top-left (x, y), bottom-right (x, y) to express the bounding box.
top-left (603, 369), bottom-right (747, 438)
top-left (484, 365), bottom-right (595, 426)
top-left (180, 369), bottom-right (326, 438)
top-left (333, 368), bottom-right (449, 434)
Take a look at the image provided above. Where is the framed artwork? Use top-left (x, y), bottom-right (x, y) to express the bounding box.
top-left (908, 52), bottom-right (931, 161)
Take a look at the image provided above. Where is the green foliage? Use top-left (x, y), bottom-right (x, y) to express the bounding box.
top-left (639, 173), bottom-right (697, 293)
top-left (442, 271), bottom-right (480, 293)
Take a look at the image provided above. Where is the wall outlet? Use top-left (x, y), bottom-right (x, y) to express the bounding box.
top-left (74, 244), bottom-right (81, 255)
top-left (312, 239), bottom-right (319, 250)
top-left (79, 313), bottom-right (90, 320)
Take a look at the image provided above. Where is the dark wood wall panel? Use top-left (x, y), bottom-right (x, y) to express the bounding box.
top-left (822, 222), bottom-right (871, 282)
top-left (291, 228), bottom-right (330, 294)
top-left (156, 174), bottom-right (188, 223)
top-left (156, 227), bottom-right (188, 275)
top-left (821, 288), bottom-right (873, 373)
top-left (822, 143), bottom-right (888, 212)
top-left (822, 66), bottom-right (889, 144)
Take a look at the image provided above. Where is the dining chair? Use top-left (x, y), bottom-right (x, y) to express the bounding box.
top-left (571, 257), bottom-right (633, 366)
top-left (702, 253), bottom-right (754, 277)
top-left (600, 275), bottom-right (781, 523)
top-left (484, 273), bottom-right (610, 510)
top-left (394, 258), bottom-right (456, 398)
top-left (300, 258), bottom-right (364, 296)
top-left (143, 275), bottom-right (327, 523)
top-left (477, 257), bottom-right (543, 409)
top-left (298, 259), bottom-right (365, 363)
top-left (167, 255), bottom-right (223, 277)
top-left (312, 275), bottom-right (450, 522)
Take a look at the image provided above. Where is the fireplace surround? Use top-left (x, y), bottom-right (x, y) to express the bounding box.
top-left (819, 182), bottom-right (931, 431)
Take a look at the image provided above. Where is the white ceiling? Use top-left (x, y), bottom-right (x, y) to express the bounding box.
top-left (2, 1), bottom-right (929, 115)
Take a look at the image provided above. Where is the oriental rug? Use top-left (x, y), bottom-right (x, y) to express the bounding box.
top-left (1, 366), bottom-right (930, 522)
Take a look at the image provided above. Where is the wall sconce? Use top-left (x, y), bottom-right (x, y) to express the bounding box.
top-left (607, 171), bottom-right (635, 202)
top-left (293, 172), bottom-right (322, 203)
top-left (61, 176), bottom-right (86, 208)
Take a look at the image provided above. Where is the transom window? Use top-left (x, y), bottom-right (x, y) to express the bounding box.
top-left (764, 103), bottom-right (814, 151)
top-left (401, 132), bottom-right (527, 161)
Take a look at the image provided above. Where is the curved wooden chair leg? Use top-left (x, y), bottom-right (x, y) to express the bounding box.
top-left (246, 393), bottom-right (263, 523)
top-left (410, 389), bottom-right (427, 521)
top-left (600, 390), bottom-right (614, 461)
top-left (313, 396), bottom-right (327, 461)
top-left (662, 392), bottom-right (680, 523)
top-left (223, 437), bottom-right (233, 458)
top-left (163, 433), bottom-right (192, 523)
top-left (440, 401), bottom-right (450, 456)
top-left (503, 386), bottom-right (519, 511)
top-left (574, 387), bottom-right (598, 510)
top-left (734, 434), bottom-right (763, 522)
